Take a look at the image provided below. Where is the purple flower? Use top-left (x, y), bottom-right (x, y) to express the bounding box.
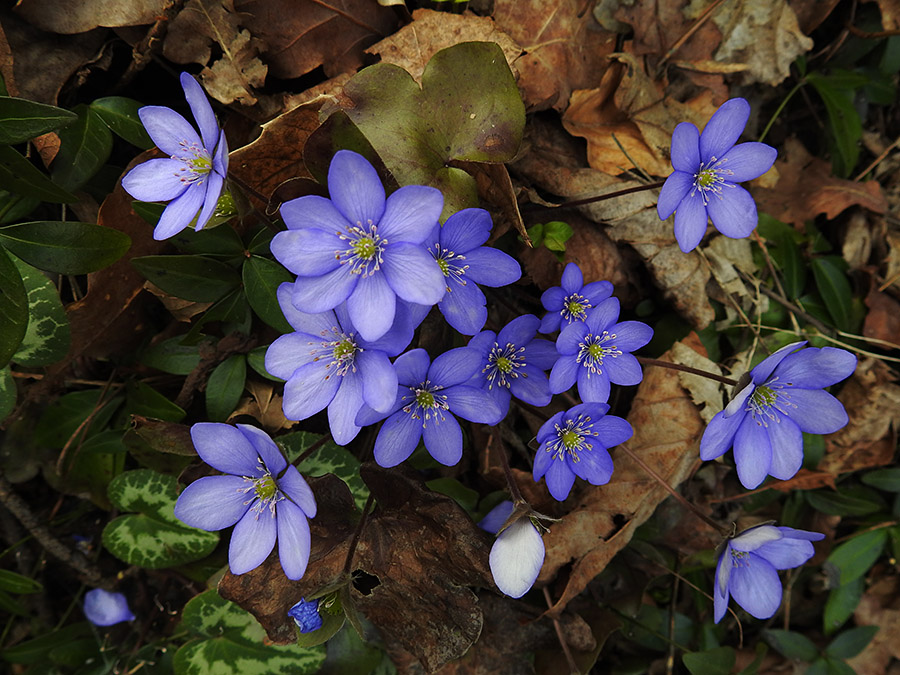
top-left (550, 297), bottom-right (653, 403)
top-left (174, 423), bottom-right (316, 580)
top-left (288, 598), bottom-right (323, 633)
top-left (657, 98), bottom-right (777, 253)
top-left (122, 73), bottom-right (228, 240)
top-left (427, 208), bottom-right (521, 335)
top-left (356, 347), bottom-right (503, 468)
top-left (271, 150), bottom-right (446, 342)
top-left (83, 589), bottom-right (135, 627)
top-left (700, 342), bottom-right (856, 489)
top-left (714, 524), bottom-right (824, 623)
top-left (467, 314), bottom-right (558, 422)
top-left (539, 263), bottom-right (613, 334)
top-left (479, 501), bottom-right (545, 599)
top-left (266, 284), bottom-right (425, 445)
top-left (533, 403), bottom-right (632, 501)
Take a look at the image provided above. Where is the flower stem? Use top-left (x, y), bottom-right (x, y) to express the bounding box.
top-left (291, 433), bottom-right (334, 466)
top-left (758, 80), bottom-right (806, 143)
top-left (635, 356), bottom-right (738, 386)
top-left (543, 587), bottom-right (580, 675)
top-left (496, 442), bottom-right (524, 504)
top-left (528, 181), bottom-right (666, 211)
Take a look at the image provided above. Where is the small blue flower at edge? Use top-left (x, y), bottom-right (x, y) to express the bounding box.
top-left (714, 523), bottom-right (824, 623)
top-left (83, 589), bottom-right (135, 627)
top-left (288, 598), bottom-right (323, 633)
top-left (174, 423), bottom-right (317, 580)
top-left (657, 98), bottom-right (777, 253)
top-left (122, 73), bottom-right (228, 241)
top-left (538, 262), bottom-right (613, 334)
top-left (700, 341), bottom-right (856, 489)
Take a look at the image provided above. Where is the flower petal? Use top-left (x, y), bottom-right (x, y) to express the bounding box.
top-left (282, 360), bottom-right (341, 420)
top-left (139, 105), bottom-right (202, 157)
top-left (174, 475), bottom-right (249, 530)
top-left (280, 195), bottom-right (350, 231)
top-left (750, 341), bottom-right (807, 383)
top-left (357, 349), bottom-right (399, 413)
top-left (700, 98), bottom-right (750, 163)
top-left (180, 73), bottom-right (219, 151)
top-left (523, 339), bottom-right (558, 371)
top-left (733, 417), bottom-right (772, 489)
top-left (673, 192), bottom-right (708, 252)
top-left (463, 247), bottom-right (522, 287)
top-left (489, 518), bottom-right (544, 598)
top-left (327, 150), bottom-right (385, 227)
top-left (773, 347), bottom-right (857, 388)
top-left (731, 525), bottom-right (782, 552)
top-left (440, 208), bottom-right (492, 251)
top-left (394, 348), bottom-right (431, 385)
top-left (778, 526), bottom-right (825, 542)
top-left (278, 465), bottom-right (317, 517)
top-left (438, 275), bottom-right (487, 335)
top-left (264, 332), bottom-right (319, 380)
top-left (84, 589), bottom-right (135, 626)
top-left (586, 297), bottom-right (621, 334)
top-left (539, 312), bottom-right (562, 334)
top-left (557, 320), bottom-right (589, 355)
top-left (444, 384), bottom-right (503, 424)
top-left (430, 347), bottom-right (482, 387)
top-left (358, 300), bottom-right (421, 356)
top-left (577, 368), bottom-right (611, 403)
top-left (276, 284), bottom-right (337, 335)
top-left (373, 411), bottom-right (422, 467)
top-left (479, 500), bottom-right (514, 534)
top-left (593, 415), bottom-right (633, 448)
top-left (423, 413), bottom-right (463, 465)
top-left (382, 242), bottom-right (446, 305)
top-left (754, 537), bottom-right (815, 570)
top-left (767, 417), bottom-right (804, 481)
top-left (194, 169), bottom-right (224, 231)
top-left (498, 314), bottom-right (540, 347)
top-left (541, 286), bottom-right (566, 312)
top-left (569, 440), bottom-right (614, 485)
top-left (707, 184), bottom-right (758, 239)
top-left (713, 549), bottom-right (731, 623)
top-left (270, 228), bottom-right (343, 276)
top-left (380, 185), bottom-right (443, 243)
top-left (657, 170), bottom-right (694, 220)
top-left (291, 265), bottom-right (358, 314)
top-left (275, 499), bottom-right (311, 580)
top-left (719, 142), bottom-right (777, 182)
top-left (670, 121), bottom-right (701, 173)
top-left (348, 272), bottom-right (396, 342)
top-left (699, 409), bottom-right (744, 460)
top-left (610, 320), bottom-right (654, 352)
top-left (121, 158), bottom-right (189, 202)
top-left (561, 262), bottom-right (584, 293)
top-left (154, 182), bottom-right (205, 240)
top-left (549, 355), bottom-right (579, 394)
top-left (229, 508), bottom-right (277, 575)
top-left (327, 371), bottom-right (364, 446)
top-left (191, 422), bottom-right (259, 475)
top-left (544, 458), bottom-right (576, 501)
top-left (583, 280), bottom-right (614, 306)
top-left (237, 424), bottom-right (286, 474)
top-left (509, 363), bottom-right (552, 407)
top-left (724, 383), bottom-right (755, 417)
top-left (785, 388), bottom-right (849, 434)
top-left (729, 554), bottom-right (782, 619)
top-left (604, 352), bottom-right (644, 386)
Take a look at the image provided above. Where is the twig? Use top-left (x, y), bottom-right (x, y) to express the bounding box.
top-left (655, 0), bottom-right (726, 74)
top-left (853, 134), bottom-right (900, 181)
top-left (522, 181), bottom-right (665, 212)
top-left (290, 434), bottom-right (334, 467)
top-left (343, 493), bottom-right (375, 576)
top-left (635, 356), bottom-right (738, 386)
top-left (495, 442), bottom-right (524, 504)
top-left (543, 587), bottom-right (580, 674)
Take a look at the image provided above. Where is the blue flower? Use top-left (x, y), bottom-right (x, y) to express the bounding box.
top-left (657, 98), bottom-right (777, 252)
top-left (265, 284), bottom-right (426, 445)
top-left (356, 347), bottom-right (503, 468)
top-left (550, 297), bottom-right (653, 403)
top-left (538, 263), bottom-right (613, 334)
top-left (479, 501), bottom-right (545, 599)
top-left (700, 341), bottom-right (856, 489)
top-left (288, 598), bottom-right (323, 633)
top-left (271, 150), bottom-right (446, 342)
top-left (533, 403), bottom-right (632, 501)
top-left (427, 208), bottom-right (521, 335)
top-left (714, 524), bottom-right (824, 623)
top-left (122, 73), bottom-right (228, 240)
top-left (83, 589), bottom-right (135, 627)
top-left (467, 314), bottom-right (558, 422)
top-left (174, 423), bottom-right (316, 580)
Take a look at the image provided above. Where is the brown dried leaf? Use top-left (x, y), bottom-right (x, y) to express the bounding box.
top-left (863, 286), bottom-right (900, 345)
top-left (0, 21), bottom-right (17, 96)
top-left (541, 338), bottom-right (705, 614)
top-left (671, 335), bottom-right (723, 424)
top-left (14, 0), bottom-right (167, 34)
top-left (230, 380), bottom-right (294, 432)
top-left (849, 576), bottom-right (900, 675)
top-left (754, 138), bottom-right (888, 226)
top-left (143, 281), bottom-right (213, 322)
top-left (790, 0), bottom-right (842, 33)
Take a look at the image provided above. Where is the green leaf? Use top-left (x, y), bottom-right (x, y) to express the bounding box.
top-left (51, 105), bottom-right (113, 192)
top-left (0, 221), bottom-right (130, 274)
top-left (542, 221), bottom-right (573, 252)
top-left (426, 477), bottom-right (478, 513)
top-left (342, 41), bottom-right (525, 218)
top-left (125, 381), bottom-right (186, 422)
top-left (826, 527), bottom-right (888, 586)
top-left (174, 590), bottom-right (326, 675)
top-left (861, 467), bottom-right (900, 492)
top-left (0, 569), bottom-right (42, 594)
top-left (247, 344), bottom-right (283, 382)
top-left (0, 365), bottom-right (15, 419)
top-left (757, 214), bottom-right (806, 298)
top-left (206, 354), bottom-right (246, 422)
top-left (0, 246), bottom-right (28, 367)
top-left (763, 629), bottom-right (819, 661)
top-left (9, 255), bottom-right (69, 367)
top-left (280, 432), bottom-right (368, 511)
top-left (805, 487), bottom-right (884, 516)
top-left (131, 255), bottom-right (241, 302)
top-left (825, 625), bottom-right (878, 659)
top-left (90, 97), bottom-right (153, 149)
top-left (34, 389), bottom-right (121, 449)
top-left (0, 623), bottom-right (92, 664)
top-left (807, 71), bottom-right (863, 177)
top-left (79, 429), bottom-right (127, 454)
top-left (0, 96), bottom-right (77, 144)
top-left (824, 576), bottom-right (864, 634)
top-left (242, 255), bottom-right (293, 333)
top-left (811, 257), bottom-right (854, 331)
top-left (0, 145), bottom-right (77, 203)
top-left (171, 222), bottom-right (245, 257)
top-left (102, 469), bottom-right (218, 568)
top-left (140, 336), bottom-right (201, 375)
top-left (525, 223), bottom-right (544, 247)
top-left (316, 624), bottom-right (388, 673)
top-left (682, 647), bottom-right (736, 675)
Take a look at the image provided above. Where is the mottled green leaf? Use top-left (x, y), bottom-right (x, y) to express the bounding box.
top-left (10, 256), bottom-right (69, 367)
top-left (0, 365), bottom-right (14, 419)
top-left (0, 221), bottom-right (130, 274)
top-left (0, 246), bottom-right (27, 367)
top-left (280, 432), bottom-right (368, 511)
top-left (90, 97), bottom-right (153, 149)
top-left (206, 354), bottom-right (246, 422)
top-left (242, 256), bottom-right (293, 333)
top-left (0, 96), bottom-right (77, 144)
top-left (132, 255), bottom-right (241, 302)
top-left (51, 105), bottom-right (113, 192)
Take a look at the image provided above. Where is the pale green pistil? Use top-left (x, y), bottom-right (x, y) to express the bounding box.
top-left (495, 356), bottom-right (512, 373)
top-left (242, 465), bottom-right (283, 518)
top-left (353, 236), bottom-right (377, 260)
top-left (696, 169), bottom-right (716, 188)
top-left (401, 380), bottom-right (450, 427)
top-left (746, 377), bottom-right (796, 427)
top-left (337, 222), bottom-right (386, 277)
top-left (254, 473), bottom-right (277, 501)
top-left (430, 243), bottom-right (468, 292)
top-left (483, 342), bottom-right (526, 389)
top-left (576, 330), bottom-right (622, 377)
top-left (309, 328), bottom-right (360, 379)
top-left (416, 390), bottom-right (436, 408)
top-left (190, 155), bottom-right (212, 174)
top-left (561, 430), bottom-right (580, 450)
top-left (548, 414), bottom-right (598, 462)
top-left (561, 292), bottom-right (590, 322)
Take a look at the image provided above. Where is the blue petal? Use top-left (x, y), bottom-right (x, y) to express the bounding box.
top-left (497, 315), bottom-right (539, 347)
top-left (754, 537), bottom-right (815, 570)
top-left (278, 465), bottom-right (317, 517)
top-left (357, 349), bottom-right (398, 413)
top-left (750, 341), bottom-right (807, 383)
top-left (430, 347), bottom-right (482, 387)
top-left (291, 265), bottom-right (358, 313)
top-left (733, 417), bottom-right (772, 489)
top-left (724, 383), bottom-right (755, 417)
top-left (610, 320), bottom-right (653, 352)
top-left (561, 262), bottom-right (584, 293)
top-left (556, 320), bottom-right (589, 355)
top-left (122, 158), bottom-right (189, 202)
top-left (195, 169), bottom-right (224, 231)
top-left (577, 368), bottom-right (611, 403)
top-left (180, 73), bottom-right (218, 151)
top-left (767, 417), bottom-right (803, 480)
top-left (657, 170), bottom-right (694, 220)
top-left (509, 363), bottom-right (551, 406)
top-left (444, 384), bottom-right (503, 424)
top-left (533, 443), bottom-right (556, 481)
top-left (778, 526), bottom-right (825, 542)
top-left (275, 500), bottom-right (311, 580)
top-left (394, 349), bottom-right (430, 385)
top-left (424, 413), bottom-right (463, 465)
top-left (729, 554), bottom-right (782, 619)
top-left (699, 409), bottom-right (743, 460)
top-left (373, 411), bottom-right (422, 467)
top-left (731, 525), bottom-right (782, 551)
top-left (327, 150), bottom-right (385, 228)
top-left (229, 507), bottom-right (277, 575)
top-left (583, 280), bottom-right (614, 306)
top-left (438, 275), bottom-right (487, 335)
top-left (593, 415), bottom-right (633, 448)
top-left (773, 347), bottom-right (857, 388)
top-left (441, 208), bottom-right (492, 251)
top-left (276, 283), bottom-right (337, 335)
top-left (264, 333), bottom-right (323, 381)
top-left (139, 105), bottom-right (202, 157)
top-left (270, 229), bottom-right (343, 276)
top-left (328, 370), bottom-right (364, 445)
top-left (719, 142), bottom-right (777, 182)
top-left (604, 352), bottom-right (644, 386)
top-left (282, 360), bottom-right (341, 420)
top-left (549, 355), bottom-right (579, 394)
top-left (670, 122), bottom-right (700, 173)
top-left (544, 459), bottom-right (577, 501)
top-left (489, 518), bottom-right (544, 598)
top-left (484, 386), bottom-right (512, 423)
top-left (673, 192), bottom-right (708, 252)
top-left (280, 195), bottom-right (351, 231)
top-left (467, 330), bottom-right (496, 357)
top-left (707, 184), bottom-right (758, 239)
top-left (348, 272), bottom-right (396, 342)
top-left (83, 589), bottom-right (135, 627)
top-left (586, 297), bottom-right (621, 334)
top-left (380, 185), bottom-right (443, 243)
top-left (174, 475), bottom-right (249, 529)
top-left (382, 242), bottom-right (446, 305)
top-left (785, 388), bottom-right (849, 434)
top-left (700, 98), bottom-right (750, 163)
top-left (478, 500), bottom-right (514, 534)
top-left (358, 300), bottom-right (421, 356)
top-left (154, 183), bottom-right (205, 240)
top-left (354, 388), bottom-right (404, 427)
top-left (191, 422), bottom-right (259, 475)
top-left (566, 401), bottom-right (610, 421)
top-left (568, 439), bottom-right (613, 485)
top-left (463, 247), bottom-right (522, 287)
top-left (539, 312), bottom-right (561, 334)
top-left (212, 129), bottom-right (228, 175)
top-left (523, 339), bottom-right (558, 371)
top-left (237, 424), bottom-right (286, 474)
top-left (541, 286), bottom-right (566, 311)
top-left (713, 549), bottom-right (731, 623)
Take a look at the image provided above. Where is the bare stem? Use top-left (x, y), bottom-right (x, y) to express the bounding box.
top-left (635, 356), bottom-right (737, 386)
top-left (543, 587), bottom-right (580, 674)
top-left (526, 181), bottom-right (665, 212)
top-left (495, 443), bottom-right (524, 504)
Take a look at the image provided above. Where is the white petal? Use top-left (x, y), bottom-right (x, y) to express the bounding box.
top-left (489, 518), bottom-right (545, 598)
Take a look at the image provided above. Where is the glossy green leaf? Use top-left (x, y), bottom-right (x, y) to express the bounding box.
top-left (826, 527), bottom-right (888, 586)
top-left (805, 487), bottom-right (884, 516)
top-left (824, 576), bottom-right (864, 634)
top-left (242, 255), bottom-right (293, 333)
top-left (0, 145), bottom-right (77, 203)
top-left (281, 431), bottom-right (368, 511)
top-left (79, 429), bottom-right (127, 454)
top-left (682, 647), bottom-right (736, 675)
top-left (542, 221), bottom-right (573, 252)
top-left (34, 389), bottom-right (121, 449)
top-left (757, 214), bottom-right (806, 298)
top-left (171, 223), bottom-right (245, 257)
top-left (102, 469), bottom-right (218, 568)
top-left (10, 255), bottom-right (69, 367)
top-left (51, 105), bottom-right (113, 192)
top-left (0, 246), bottom-right (28, 367)
top-left (174, 590), bottom-right (326, 675)
top-left (763, 629), bottom-right (819, 661)
top-left (125, 381), bottom-right (186, 422)
top-left (90, 96), bottom-right (153, 149)
top-left (861, 467), bottom-right (900, 492)
top-left (426, 477), bottom-right (478, 513)
top-left (247, 344), bottom-right (283, 382)
top-left (811, 257), bottom-right (854, 331)
top-left (206, 354), bottom-right (246, 422)
top-left (132, 255), bottom-right (241, 302)
top-left (0, 96), bottom-right (77, 144)
top-left (184, 288), bottom-right (251, 343)
top-left (825, 625), bottom-right (878, 659)
top-left (0, 221), bottom-right (130, 274)
top-left (807, 71), bottom-right (863, 177)
top-left (0, 623), bottom-right (92, 664)
top-left (0, 569), bottom-right (42, 594)
top-left (140, 336), bottom-right (201, 375)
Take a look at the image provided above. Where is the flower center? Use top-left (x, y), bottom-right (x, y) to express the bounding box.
top-left (483, 342), bottom-right (526, 390)
top-left (691, 156), bottom-right (735, 205)
top-left (547, 413), bottom-right (598, 462)
top-left (337, 222), bottom-right (386, 277)
top-left (173, 140), bottom-right (213, 185)
top-left (576, 330), bottom-right (622, 377)
top-left (401, 380), bottom-right (450, 428)
top-left (430, 243), bottom-right (469, 292)
top-left (561, 293), bottom-right (590, 323)
top-left (730, 549), bottom-right (750, 567)
top-left (308, 327), bottom-right (361, 379)
top-left (745, 377), bottom-right (796, 427)
top-left (241, 461), bottom-right (283, 518)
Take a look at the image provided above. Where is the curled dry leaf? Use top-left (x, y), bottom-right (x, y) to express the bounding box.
top-left (13, 0), bottom-right (167, 34)
top-left (143, 281), bottom-right (213, 322)
top-left (230, 380), bottom-right (295, 432)
top-left (540, 338), bottom-right (705, 615)
top-left (863, 286), bottom-right (900, 346)
top-left (670, 333), bottom-right (724, 425)
top-left (848, 577), bottom-right (900, 675)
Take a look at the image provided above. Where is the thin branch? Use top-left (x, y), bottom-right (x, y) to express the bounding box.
top-left (543, 587), bottom-right (580, 674)
top-left (636, 356), bottom-right (738, 386)
top-left (523, 181), bottom-right (665, 212)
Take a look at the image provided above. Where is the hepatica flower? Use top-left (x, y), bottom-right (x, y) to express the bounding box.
top-left (533, 403), bottom-right (632, 501)
top-left (427, 208), bottom-right (521, 335)
top-left (288, 598), bottom-right (323, 634)
top-left (714, 524), bottom-right (824, 623)
top-left (657, 98), bottom-right (777, 253)
top-left (122, 73), bottom-right (228, 240)
top-left (550, 297), bottom-right (653, 403)
top-left (83, 589), bottom-right (135, 627)
top-left (539, 262), bottom-right (613, 334)
top-left (174, 423), bottom-right (317, 580)
top-left (700, 341), bottom-right (856, 489)
top-left (357, 347), bottom-right (502, 468)
top-left (479, 501), bottom-right (545, 599)
top-left (271, 150), bottom-right (446, 342)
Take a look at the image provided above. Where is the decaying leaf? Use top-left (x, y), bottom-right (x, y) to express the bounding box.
top-left (14, 0), bottom-right (167, 34)
top-left (849, 576), bottom-right (900, 675)
top-left (143, 281), bottom-right (213, 322)
top-left (671, 334), bottom-right (724, 424)
top-left (704, 234), bottom-right (756, 299)
top-left (863, 286), bottom-right (900, 346)
top-left (230, 380), bottom-right (294, 432)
